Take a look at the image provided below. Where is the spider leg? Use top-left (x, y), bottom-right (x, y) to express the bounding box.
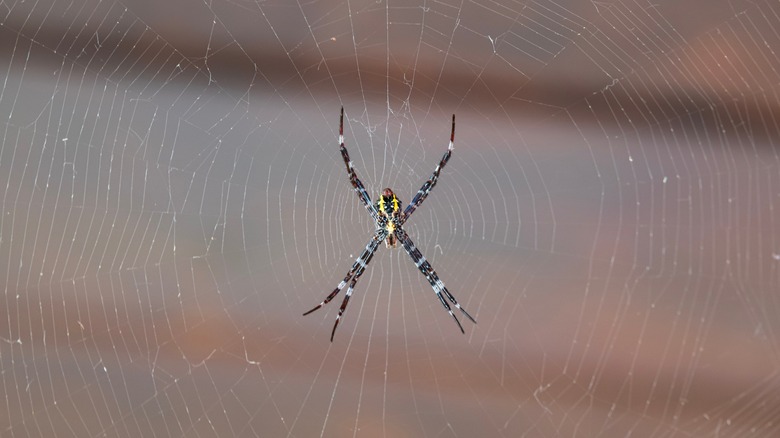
top-left (329, 242), bottom-right (378, 341)
top-left (395, 227), bottom-right (476, 333)
top-left (304, 229), bottom-right (387, 341)
top-left (400, 114), bottom-right (455, 225)
top-left (338, 107), bottom-right (381, 223)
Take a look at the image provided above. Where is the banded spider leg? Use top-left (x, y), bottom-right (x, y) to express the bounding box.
top-left (338, 107), bottom-right (381, 223)
top-left (401, 114), bottom-right (456, 225)
top-left (395, 227), bottom-right (476, 332)
top-left (303, 229), bottom-right (388, 341)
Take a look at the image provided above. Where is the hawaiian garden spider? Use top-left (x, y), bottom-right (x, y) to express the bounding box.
top-left (303, 107), bottom-right (476, 341)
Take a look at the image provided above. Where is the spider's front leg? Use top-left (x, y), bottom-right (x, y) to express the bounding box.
top-left (304, 228), bottom-right (388, 341)
top-left (394, 227), bottom-right (476, 333)
top-left (338, 107), bottom-right (381, 222)
top-left (401, 114), bottom-right (456, 225)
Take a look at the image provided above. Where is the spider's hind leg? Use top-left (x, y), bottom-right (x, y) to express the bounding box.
top-left (304, 229), bottom-right (387, 341)
top-left (330, 250), bottom-right (375, 341)
top-left (395, 228), bottom-right (476, 333)
top-left (303, 279), bottom-right (349, 316)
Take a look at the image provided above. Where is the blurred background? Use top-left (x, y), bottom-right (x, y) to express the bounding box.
top-left (1, 0), bottom-right (779, 436)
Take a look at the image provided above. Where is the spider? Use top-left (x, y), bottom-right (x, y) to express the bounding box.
top-left (303, 107), bottom-right (476, 341)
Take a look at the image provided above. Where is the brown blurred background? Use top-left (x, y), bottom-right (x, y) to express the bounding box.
top-left (1, 0), bottom-right (779, 436)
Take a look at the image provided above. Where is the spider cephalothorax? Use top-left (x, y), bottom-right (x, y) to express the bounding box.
top-left (376, 188), bottom-right (400, 248)
top-left (303, 108), bottom-right (476, 341)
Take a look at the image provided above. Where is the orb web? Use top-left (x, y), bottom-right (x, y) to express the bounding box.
top-left (1, 0), bottom-right (779, 436)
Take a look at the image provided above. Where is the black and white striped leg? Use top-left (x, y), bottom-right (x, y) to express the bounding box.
top-left (303, 229), bottom-right (387, 341)
top-left (401, 114), bottom-right (455, 225)
top-left (395, 228), bottom-right (476, 333)
top-left (338, 107), bottom-right (381, 222)
top-left (303, 230), bottom-right (383, 316)
top-left (330, 246), bottom-right (375, 341)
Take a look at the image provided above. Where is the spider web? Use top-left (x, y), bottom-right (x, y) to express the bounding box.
top-left (2, 0), bottom-right (779, 436)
